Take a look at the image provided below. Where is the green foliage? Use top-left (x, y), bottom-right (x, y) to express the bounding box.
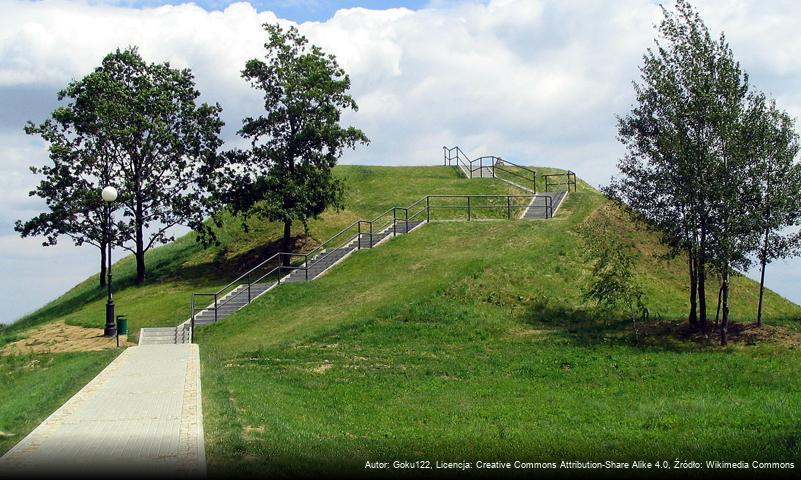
top-left (23, 47), bottom-right (225, 285)
top-left (610, 0), bottom-right (800, 343)
top-left (220, 24), bottom-right (368, 250)
top-left (578, 205), bottom-right (647, 334)
top-left (750, 98), bottom-right (801, 263)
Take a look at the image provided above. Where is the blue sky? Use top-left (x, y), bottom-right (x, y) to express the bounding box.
top-left (102, 0), bottom-right (431, 22)
top-left (1, 0), bottom-right (800, 323)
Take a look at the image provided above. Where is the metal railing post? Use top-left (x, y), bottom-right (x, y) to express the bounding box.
top-left (190, 297), bottom-right (195, 344)
top-left (214, 293), bottom-right (218, 323)
top-left (393, 208), bottom-right (397, 236)
top-left (507, 196), bottom-right (511, 220)
top-left (305, 254), bottom-right (308, 281)
top-left (247, 272), bottom-right (251, 303)
top-left (467, 196), bottom-right (471, 221)
top-left (370, 221), bottom-right (373, 248)
top-left (426, 196), bottom-right (430, 223)
top-left (405, 208), bottom-right (409, 233)
top-left (357, 221), bottom-right (361, 250)
top-left (443, 146), bottom-right (447, 166)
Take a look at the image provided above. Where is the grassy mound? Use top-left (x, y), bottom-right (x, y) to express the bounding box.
top-left (3, 165), bottom-right (799, 470)
top-left (194, 185), bottom-right (801, 475)
top-left (4, 166), bottom-right (524, 343)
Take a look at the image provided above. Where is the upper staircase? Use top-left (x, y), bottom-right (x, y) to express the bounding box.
top-left (138, 147), bottom-right (576, 345)
top-left (442, 145), bottom-right (577, 195)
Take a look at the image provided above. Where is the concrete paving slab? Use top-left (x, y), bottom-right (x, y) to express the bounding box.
top-left (0, 344), bottom-right (205, 477)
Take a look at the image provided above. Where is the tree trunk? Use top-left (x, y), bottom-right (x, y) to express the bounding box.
top-left (720, 267), bottom-right (730, 346)
top-left (756, 227), bottom-right (770, 328)
top-left (715, 282), bottom-right (723, 328)
top-left (697, 227), bottom-right (707, 331)
top-left (688, 249), bottom-right (698, 327)
top-left (99, 241), bottom-right (107, 288)
top-left (135, 234), bottom-right (145, 285)
top-left (282, 220), bottom-right (292, 266)
top-left (135, 190), bottom-right (146, 286)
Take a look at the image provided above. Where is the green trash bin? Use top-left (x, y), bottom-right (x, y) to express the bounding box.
top-left (116, 315), bottom-right (128, 336)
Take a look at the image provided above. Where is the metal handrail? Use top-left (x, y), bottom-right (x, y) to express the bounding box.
top-left (277, 253), bottom-right (309, 282)
top-left (542, 170), bottom-right (577, 192)
top-left (210, 251), bottom-right (280, 298)
top-left (306, 220), bottom-right (361, 261)
top-left (444, 146), bottom-right (538, 188)
top-left (444, 145), bottom-right (474, 178)
top-left (472, 156), bottom-right (500, 178)
top-left (306, 230), bottom-right (360, 271)
top-left (493, 158), bottom-right (537, 190)
top-left (425, 194), bottom-right (554, 220)
top-left (370, 207), bottom-right (396, 234)
top-left (188, 164), bottom-right (577, 342)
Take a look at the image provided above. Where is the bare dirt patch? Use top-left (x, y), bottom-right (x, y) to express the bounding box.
top-left (313, 362), bottom-right (333, 374)
top-left (1, 321), bottom-right (134, 355)
top-left (509, 326), bottom-right (549, 337)
top-left (641, 320), bottom-right (801, 348)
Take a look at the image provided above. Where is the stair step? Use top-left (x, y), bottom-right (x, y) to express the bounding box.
top-left (187, 218), bottom-right (426, 322)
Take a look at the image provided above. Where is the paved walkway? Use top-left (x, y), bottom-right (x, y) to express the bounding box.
top-left (0, 344), bottom-right (205, 477)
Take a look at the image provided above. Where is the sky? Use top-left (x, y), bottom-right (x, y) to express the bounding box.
top-left (0, 0), bottom-right (800, 323)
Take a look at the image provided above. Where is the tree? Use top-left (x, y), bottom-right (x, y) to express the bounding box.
top-left (609, 0), bottom-right (759, 344)
top-left (16, 107), bottom-right (121, 288)
top-left (578, 204), bottom-right (648, 343)
top-left (745, 95), bottom-right (801, 327)
top-left (703, 66), bottom-right (760, 346)
top-left (221, 24), bottom-right (368, 256)
top-left (56, 47), bottom-right (225, 285)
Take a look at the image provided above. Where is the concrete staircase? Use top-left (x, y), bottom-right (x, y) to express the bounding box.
top-left (283, 221), bottom-right (423, 283)
top-left (190, 283), bottom-right (275, 327)
top-left (139, 282), bottom-right (276, 345)
top-left (138, 151), bottom-right (575, 346)
top-left (522, 191), bottom-right (566, 219)
top-left (138, 327), bottom-right (189, 345)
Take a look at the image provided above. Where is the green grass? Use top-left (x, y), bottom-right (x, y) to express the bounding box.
top-left (0, 350), bottom-right (118, 455)
top-left (5, 165), bottom-right (800, 475)
top-left (6, 166), bottom-right (521, 343)
top-left (197, 188), bottom-right (801, 475)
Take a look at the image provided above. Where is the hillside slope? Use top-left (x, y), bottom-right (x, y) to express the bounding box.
top-left (196, 185), bottom-right (801, 475)
top-left (3, 165), bottom-right (799, 472)
top-left (3, 166), bottom-right (524, 343)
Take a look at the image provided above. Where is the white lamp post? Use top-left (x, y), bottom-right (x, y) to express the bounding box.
top-left (102, 186), bottom-right (118, 336)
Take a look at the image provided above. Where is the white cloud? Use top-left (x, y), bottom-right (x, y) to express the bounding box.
top-left (1, 0), bottom-right (800, 322)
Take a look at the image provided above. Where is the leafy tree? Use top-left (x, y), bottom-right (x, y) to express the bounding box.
top-left (610, 0), bottom-right (760, 344)
top-left (221, 24), bottom-right (368, 256)
top-left (745, 94), bottom-right (801, 327)
top-left (16, 108), bottom-right (121, 288)
top-left (54, 47), bottom-right (225, 285)
top-left (578, 204), bottom-right (648, 343)
top-left (610, 0), bottom-right (720, 330)
top-left (703, 69), bottom-right (760, 346)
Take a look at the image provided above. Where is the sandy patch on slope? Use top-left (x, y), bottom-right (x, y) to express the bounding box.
top-left (2, 321), bottom-right (134, 355)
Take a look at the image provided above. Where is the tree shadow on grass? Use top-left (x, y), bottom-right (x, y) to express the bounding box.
top-left (208, 233), bottom-right (320, 279)
top-left (524, 298), bottom-right (703, 353)
top-left (10, 233), bottom-right (319, 333)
